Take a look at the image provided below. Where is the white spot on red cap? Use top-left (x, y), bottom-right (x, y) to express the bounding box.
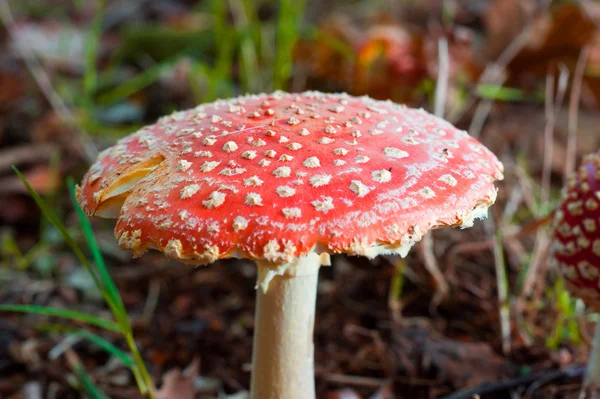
top-left (222, 141), bottom-right (238, 152)
top-left (349, 180), bottom-right (370, 197)
top-left (245, 192), bottom-right (263, 206)
top-left (309, 174), bottom-right (332, 187)
top-left (200, 161), bottom-right (220, 172)
top-left (383, 147), bottom-right (408, 158)
top-left (265, 149), bottom-right (277, 158)
top-left (233, 216), bottom-right (249, 231)
top-left (242, 150), bottom-right (257, 160)
top-left (372, 170), bottom-right (392, 183)
top-left (318, 137), bottom-right (335, 145)
top-left (250, 138), bottom-right (266, 147)
top-left (276, 186), bottom-right (296, 197)
top-left (194, 150), bottom-right (212, 158)
top-left (282, 207), bottom-right (301, 218)
top-left (324, 125), bottom-right (337, 134)
top-left (180, 184), bottom-right (200, 199)
top-left (207, 222), bottom-right (220, 234)
top-left (244, 176), bottom-right (264, 186)
top-left (219, 167), bottom-right (246, 176)
top-left (203, 136), bottom-right (217, 146)
top-left (202, 191), bottom-right (226, 209)
top-left (312, 197), bottom-right (334, 212)
top-left (303, 157), bottom-right (321, 168)
top-left (273, 166), bottom-right (291, 177)
top-left (439, 174), bottom-right (457, 186)
top-left (177, 160), bottom-right (192, 172)
top-left (420, 187), bottom-right (436, 198)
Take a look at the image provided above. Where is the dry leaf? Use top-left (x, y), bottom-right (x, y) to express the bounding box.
top-left (156, 358), bottom-right (200, 399)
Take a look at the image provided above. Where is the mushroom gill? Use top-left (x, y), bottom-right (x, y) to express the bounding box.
top-left (93, 154), bottom-right (165, 218)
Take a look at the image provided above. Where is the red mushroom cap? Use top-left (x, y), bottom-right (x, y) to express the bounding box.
top-left (552, 153), bottom-right (600, 310)
top-left (78, 91), bottom-right (503, 266)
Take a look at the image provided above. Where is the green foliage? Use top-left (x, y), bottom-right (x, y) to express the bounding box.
top-left (273, 0), bottom-right (306, 90)
top-left (0, 304), bottom-right (120, 331)
top-left (70, 0), bottom-right (307, 137)
top-left (0, 169), bottom-right (156, 398)
top-left (82, 0), bottom-right (104, 109)
top-left (67, 352), bottom-right (110, 399)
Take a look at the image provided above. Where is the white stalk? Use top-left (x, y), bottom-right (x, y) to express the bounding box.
top-left (250, 252), bottom-right (329, 399)
top-left (584, 320), bottom-right (600, 392)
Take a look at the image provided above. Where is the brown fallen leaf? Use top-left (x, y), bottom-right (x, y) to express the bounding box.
top-left (156, 358), bottom-right (200, 399)
top-left (0, 165), bottom-right (60, 196)
top-left (392, 321), bottom-right (515, 389)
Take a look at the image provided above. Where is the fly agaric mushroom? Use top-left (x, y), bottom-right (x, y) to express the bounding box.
top-left (77, 91), bottom-right (503, 399)
top-left (552, 152), bottom-right (600, 394)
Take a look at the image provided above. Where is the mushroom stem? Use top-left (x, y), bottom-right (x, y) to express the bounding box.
top-left (250, 252), bottom-right (329, 399)
top-left (584, 320), bottom-right (600, 392)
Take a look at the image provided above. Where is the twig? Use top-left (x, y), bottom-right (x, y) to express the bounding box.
top-left (434, 37), bottom-right (449, 118)
top-left (447, 19), bottom-right (536, 125)
top-left (416, 36), bottom-right (451, 308)
top-left (0, 144), bottom-right (55, 172)
top-left (541, 65), bottom-right (569, 207)
top-left (322, 373), bottom-right (390, 389)
top-left (468, 87), bottom-right (501, 140)
top-left (444, 212), bottom-right (555, 285)
top-left (521, 66), bottom-right (568, 305)
top-left (0, 0), bottom-right (98, 163)
top-left (141, 279), bottom-right (160, 325)
top-left (419, 236), bottom-right (449, 308)
top-left (565, 46), bottom-right (590, 182)
top-left (438, 365), bottom-right (586, 399)
top-left (485, 216), bottom-right (511, 355)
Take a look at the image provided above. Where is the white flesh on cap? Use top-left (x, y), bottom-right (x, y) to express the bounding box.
top-left (250, 252), bottom-right (329, 399)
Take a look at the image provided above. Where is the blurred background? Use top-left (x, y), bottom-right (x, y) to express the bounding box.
top-left (1, 0), bottom-right (599, 397)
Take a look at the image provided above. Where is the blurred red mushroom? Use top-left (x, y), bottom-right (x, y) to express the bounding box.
top-left (552, 152), bottom-right (600, 395)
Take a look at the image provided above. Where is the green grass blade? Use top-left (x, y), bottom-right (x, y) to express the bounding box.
top-left (83, 0), bottom-right (105, 103)
top-left (13, 166), bottom-right (129, 326)
top-left (12, 167), bottom-right (120, 315)
top-left (67, 179), bottom-right (128, 324)
top-left (71, 329), bottom-right (135, 368)
top-left (477, 84), bottom-right (527, 102)
top-left (96, 59), bottom-right (173, 105)
top-left (69, 358), bottom-right (110, 399)
top-left (0, 304), bottom-right (120, 332)
top-left (230, 0), bottom-right (262, 93)
top-left (273, 0), bottom-right (306, 90)
top-left (12, 168), bottom-right (103, 286)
